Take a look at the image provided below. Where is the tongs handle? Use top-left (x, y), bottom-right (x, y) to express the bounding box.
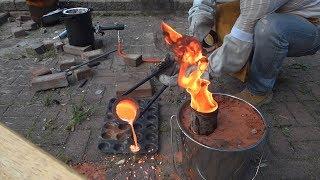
top-left (121, 54), bottom-right (175, 96)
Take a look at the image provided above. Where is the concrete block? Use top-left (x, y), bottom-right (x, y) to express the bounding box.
top-left (21, 20), bottom-right (39, 31)
top-left (116, 81), bottom-right (153, 98)
top-left (30, 66), bottom-right (52, 77)
top-left (63, 44), bottom-right (92, 56)
top-left (12, 27), bottom-right (28, 38)
top-left (54, 41), bottom-right (64, 52)
top-left (122, 54), bottom-right (143, 67)
top-left (75, 67), bottom-right (94, 81)
top-left (59, 57), bottom-right (79, 71)
top-left (81, 49), bottom-right (103, 60)
top-left (31, 72), bottom-right (69, 91)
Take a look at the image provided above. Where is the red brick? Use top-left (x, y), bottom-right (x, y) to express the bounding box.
top-left (81, 49), bottom-right (103, 60)
top-left (285, 102), bottom-right (317, 126)
top-left (122, 54), bottom-right (143, 67)
top-left (116, 81), bottom-right (153, 98)
top-left (63, 44), bottom-right (92, 56)
top-left (31, 72), bottom-right (69, 91)
top-left (12, 27), bottom-right (28, 38)
top-left (30, 66), bottom-right (52, 77)
top-left (75, 67), bottom-right (94, 81)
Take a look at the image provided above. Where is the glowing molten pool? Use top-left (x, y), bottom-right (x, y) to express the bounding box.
top-left (115, 99), bottom-right (140, 153)
top-left (161, 22), bottom-right (218, 113)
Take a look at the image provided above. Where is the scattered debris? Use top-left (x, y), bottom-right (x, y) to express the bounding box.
top-left (73, 163), bottom-right (106, 180)
top-left (12, 27), bottom-right (28, 38)
top-left (42, 39), bottom-right (55, 50)
top-left (116, 159), bottom-right (125, 165)
top-left (78, 79), bottom-right (88, 88)
top-left (54, 41), bottom-right (64, 52)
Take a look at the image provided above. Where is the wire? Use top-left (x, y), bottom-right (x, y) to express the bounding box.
top-left (251, 155), bottom-right (263, 180)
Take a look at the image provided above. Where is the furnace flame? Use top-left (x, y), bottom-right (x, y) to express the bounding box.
top-left (161, 22), bottom-right (218, 113)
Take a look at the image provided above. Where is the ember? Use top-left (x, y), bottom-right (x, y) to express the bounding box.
top-left (161, 22), bottom-right (218, 114)
top-left (115, 98), bottom-right (141, 153)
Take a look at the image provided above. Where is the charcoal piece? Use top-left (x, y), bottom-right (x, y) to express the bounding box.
top-left (99, 98), bottom-right (159, 154)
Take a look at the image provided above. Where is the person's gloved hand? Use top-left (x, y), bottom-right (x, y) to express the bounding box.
top-left (188, 0), bottom-right (216, 41)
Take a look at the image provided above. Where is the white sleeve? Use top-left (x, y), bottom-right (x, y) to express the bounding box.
top-left (188, 0), bottom-right (216, 40)
top-left (208, 27), bottom-right (253, 77)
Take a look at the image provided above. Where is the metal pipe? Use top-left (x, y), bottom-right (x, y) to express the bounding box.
top-left (64, 49), bottom-right (117, 74)
top-left (121, 55), bottom-right (174, 96)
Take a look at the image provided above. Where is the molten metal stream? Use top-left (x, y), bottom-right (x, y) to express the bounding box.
top-left (161, 22), bottom-right (218, 113)
top-left (115, 99), bottom-right (140, 153)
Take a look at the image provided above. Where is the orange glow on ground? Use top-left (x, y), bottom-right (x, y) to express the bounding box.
top-left (161, 22), bottom-right (218, 113)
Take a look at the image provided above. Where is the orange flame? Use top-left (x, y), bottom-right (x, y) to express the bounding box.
top-left (161, 22), bottom-right (218, 113)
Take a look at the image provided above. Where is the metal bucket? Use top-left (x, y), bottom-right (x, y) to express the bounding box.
top-left (177, 93), bottom-right (267, 180)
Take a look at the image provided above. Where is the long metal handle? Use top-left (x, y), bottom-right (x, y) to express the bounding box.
top-left (121, 55), bottom-right (174, 96)
top-left (99, 24), bottom-right (125, 30)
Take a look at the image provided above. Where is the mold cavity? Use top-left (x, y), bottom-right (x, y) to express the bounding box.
top-left (113, 143), bottom-right (123, 151)
top-left (118, 123), bottom-right (130, 130)
top-left (102, 131), bottom-right (114, 140)
top-left (146, 123), bottom-right (157, 131)
top-left (146, 115), bottom-right (157, 121)
top-left (145, 144), bottom-right (157, 153)
top-left (146, 133), bottom-right (157, 141)
top-left (134, 123), bottom-right (143, 130)
top-left (98, 143), bottom-right (110, 151)
top-left (116, 133), bottom-right (130, 141)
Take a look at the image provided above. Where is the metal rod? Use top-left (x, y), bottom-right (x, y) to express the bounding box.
top-left (64, 49), bottom-right (117, 73)
top-left (137, 85), bottom-right (168, 120)
top-left (121, 56), bottom-right (174, 96)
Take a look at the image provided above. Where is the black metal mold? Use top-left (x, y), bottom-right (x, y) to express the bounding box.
top-left (98, 98), bottom-right (159, 154)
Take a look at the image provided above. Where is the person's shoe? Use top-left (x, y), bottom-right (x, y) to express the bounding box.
top-left (235, 88), bottom-right (273, 107)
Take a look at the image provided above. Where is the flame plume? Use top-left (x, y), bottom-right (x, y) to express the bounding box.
top-left (161, 22), bottom-right (218, 113)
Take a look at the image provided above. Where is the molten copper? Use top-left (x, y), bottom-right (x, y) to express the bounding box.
top-left (114, 98), bottom-right (141, 153)
top-left (161, 22), bottom-right (218, 114)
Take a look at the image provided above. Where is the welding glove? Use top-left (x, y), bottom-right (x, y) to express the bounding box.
top-left (188, 0), bottom-right (216, 42)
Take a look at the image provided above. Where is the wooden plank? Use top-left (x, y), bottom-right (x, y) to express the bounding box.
top-left (0, 123), bottom-right (84, 180)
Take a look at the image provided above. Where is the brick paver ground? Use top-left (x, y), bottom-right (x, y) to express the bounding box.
top-left (0, 13), bottom-right (320, 179)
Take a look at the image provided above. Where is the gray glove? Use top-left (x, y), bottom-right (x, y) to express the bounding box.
top-left (188, 0), bottom-right (216, 41)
